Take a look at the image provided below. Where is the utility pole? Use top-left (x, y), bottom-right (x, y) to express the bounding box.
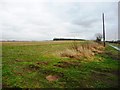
top-left (102, 13), bottom-right (106, 47)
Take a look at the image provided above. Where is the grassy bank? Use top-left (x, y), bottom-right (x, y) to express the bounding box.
top-left (2, 41), bottom-right (120, 88)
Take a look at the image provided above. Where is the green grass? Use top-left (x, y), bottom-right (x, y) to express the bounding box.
top-left (2, 41), bottom-right (120, 88)
top-left (109, 43), bottom-right (120, 48)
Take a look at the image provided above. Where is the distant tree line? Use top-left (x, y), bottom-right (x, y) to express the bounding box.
top-left (106, 40), bottom-right (120, 44)
top-left (53, 38), bottom-right (85, 41)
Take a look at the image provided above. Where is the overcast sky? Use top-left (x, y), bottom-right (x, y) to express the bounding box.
top-left (0, 0), bottom-right (119, 41)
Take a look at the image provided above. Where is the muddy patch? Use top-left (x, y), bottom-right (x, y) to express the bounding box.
top-left (2, 84), bottom-right (11, 88)
top-left (14, 72), bottom-right (23, 76)
top-left (15, 59), bottom-right (31, 62)
top-left (39, 69), bottom-right (64, 81)
top-left (46, 75), bottom-right (60, 81)
top-left (39, 69), bottom-right (64, 77)
top-left (15, 59), bottom-right (23, 62)
top-left (36, 61), bottom-right (49, 65)
top-left (28, 64), bottom-right (40, 71)
top-left (54, 61), bottom-right (80, 68)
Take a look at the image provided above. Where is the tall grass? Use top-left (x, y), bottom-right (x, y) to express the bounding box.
top-left (60, 41), bottom-right (104, 60)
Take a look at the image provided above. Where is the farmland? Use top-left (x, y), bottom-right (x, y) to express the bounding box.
top-left (2, 41), bottom-right (120, 88)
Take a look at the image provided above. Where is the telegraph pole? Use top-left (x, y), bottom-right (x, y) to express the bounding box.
top-left (102, 13), bottom-right (106, 47)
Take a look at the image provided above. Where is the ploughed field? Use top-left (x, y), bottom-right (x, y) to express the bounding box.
top-left (2, 41), bottom-right (120, 88)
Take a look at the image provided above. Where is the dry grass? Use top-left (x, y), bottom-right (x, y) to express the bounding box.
top-left (60, 41), bottom-right (105, 60)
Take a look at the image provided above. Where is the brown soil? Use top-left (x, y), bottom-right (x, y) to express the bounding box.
top-left (46, 75), bottom-right (60, 81)
top-left (54, 61), bottom-right (80, 68)
top-left (36, 61), bottom-right (49, 65)
top-left (15, 59), bottom-right (23, 62)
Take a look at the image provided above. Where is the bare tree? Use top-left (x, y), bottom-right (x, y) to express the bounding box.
top-left (95, 33), bottom-right (102, 42)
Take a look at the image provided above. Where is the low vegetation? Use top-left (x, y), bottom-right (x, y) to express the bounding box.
top-left (60, 41), bottom-right (104, 60)
top-left (2, 41), bottom-right (120, 88)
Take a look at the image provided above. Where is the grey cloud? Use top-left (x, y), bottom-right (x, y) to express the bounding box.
top-left (72, 17), bottom-right (100, 28)
top-left (0, 1), bottom-right (118, 41)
